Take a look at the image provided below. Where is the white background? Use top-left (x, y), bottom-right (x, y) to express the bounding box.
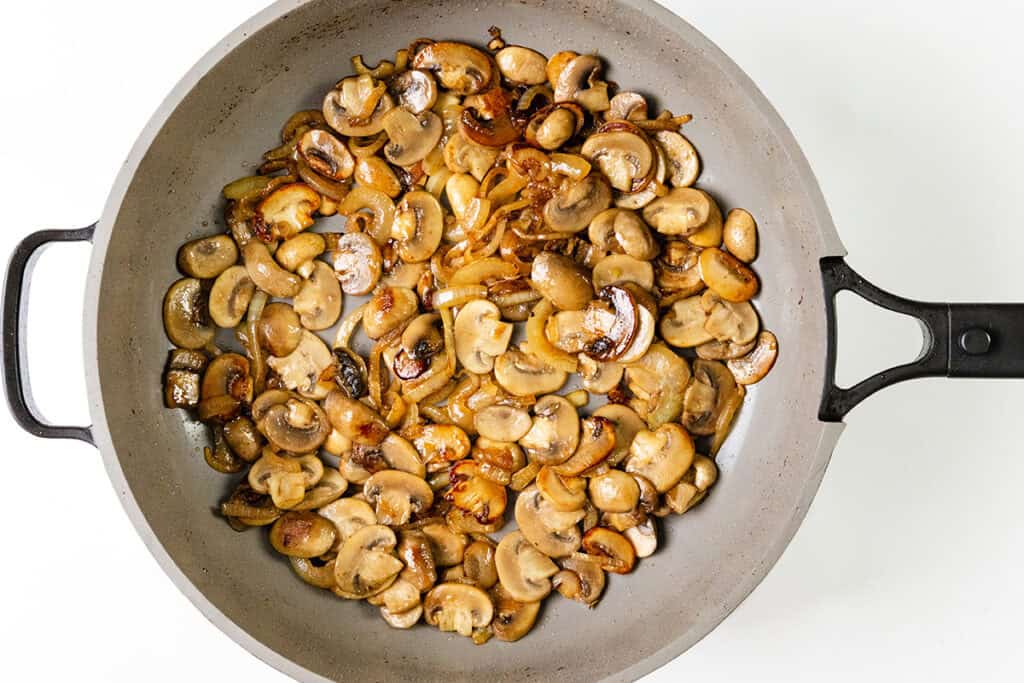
top-left (1, 1), bottom-right (1022, 681)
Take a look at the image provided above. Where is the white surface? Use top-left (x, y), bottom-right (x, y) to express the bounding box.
top-left (1, 1), bottom-right (1022, 681)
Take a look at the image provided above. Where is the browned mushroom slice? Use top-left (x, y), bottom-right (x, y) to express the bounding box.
top-left (412, 41), bottom-right (494, 95)
top-left (695, 336), bottom-right (757, 361)
top-left (297, 129), bottom-right (354, 181)
top-left (333, 524), bottom-right (404, 599)
top-left (656, 240), bottom-right (704, 296)
top-left (222, 416), bottom-right (263, 462)
top-left (255, 393), bottom-right (330, 453)
top-left (581, 527), bottom-right (636, 574)
top-left (405, 423), bottom-right (472, 471)
top-left (201, 353), bottom-right (253, 404)
top-left (489, 583), bottom-right (541, 642)
top-left (535, 466), bottom-right (587, 512)
top-left (338, 185), bottom-right (395, 245)
top-left (699, 247), bottom-right (759, 302)
top-left (389, 68), bottom-right (438, 113)
top-left (664, 454), bottom-right (719, 515)
top-left (496, 45), bottom-right (548, 85)
top-left (163, 278), bottom-right (215, 350)
top-left (420, 522), bottom-right (469, 568)
top-left (255, 303), bottom-right (303, 357)
top-left (243, 242), bottom-right (301, 298)
top-left (423, 583), bottom-right (494, 638)
top-left (727, 330), bottom-right (778, 385)
top-left (355, 156), bottom-right (402, 198)
top-left (553, 552), bottom-right (607, 606)
top-left (607, 92), bottom-right (648, 121)
top-left (397, 530), bottom-right (437, 592)
top-left (459, 88), bottom-right (523, 148)
top-left (581, 129), bottom-right (654, 193)
top-left (701, 291), bottom-right (760, 345)
top-left (269, 511), bottom-right (337, 558)
top-left (494, 349), bottom-right (567, 397)
top-left (326, 232), bottom-right (382, 295)
top-left (462, 539), bottom-right (499, 590)
top-left (542, 174), bottom-right (612, 233)
top-left (474, 405), bottom-right (532, 443)
top-left (177, 234), bottom-right (238, 279)
top-left (220, 482), bottom-right (282, 528)
top-left (495, 530), bottom-right (559, 603)
top-left (681, 359), bottom-right (739, 436)
top-left (577, 354), bottom-right (623, 395)
top-left (363, 287), bottom-right (418, 340)
top-left (661, 294), bottom-right (713, 348)
top-left (392, 190), bottom-right (443, 263)
top-left (446, 460), bottom-right (508, 524)
top-left (452, 299), bottom-right (513, 374)
top-left (554, 54), bottom-right (610, 112)
top-left (588, 208), bottom-right (659, 261)
top-left (529, 252), bottom-right (594, 311)
top-left (642, 187), bottom-right (718, 237)
top-left (592, 254), bottom-right (655, 292)
top-left (256, 183), bottom-right (320, 241)
top-left (291, 469), bottom-right (347, 511)
top-left (323, 390), bottom-right (389, 446)
top-left (588, 470), bottom-right (641, 513)
top-left (583, 285), bottom-right (639, 362)
top-left (525, 103), bottom-right (584, 150)
top-left (626, 423), bottom-right (695, 493)
top-left (323, 76), bottom-right (395, 136)
top-left (551, 416), bottom-right (615, 476)
top-left (276, 233), bottom-right (326, 273)
top-left (519, 395), bottom-right (580, 465)
top-left (653, 130), bottom-right (700, 188)
top-left (247, 448), bottom-right (306, 510)
top-left (266, 330), bottom-right (333, 399)
top-left (290, 555), bottom-right (337, 589)
top-left (364, 470), bottom-right (434, 526)
top-left (590, 404), bottom-right (643, 467)
top-left (723, 208), bottom-right (758, 262)
top-left (514, 486), bottom-right (583, 558)
top-left (293, 261), bottom-right (342, 331)
top-left (382, 108), bottom-right (443, 166)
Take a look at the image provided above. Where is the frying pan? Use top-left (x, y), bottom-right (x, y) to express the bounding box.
top-left (4, 1), bottom-right (1023, 681)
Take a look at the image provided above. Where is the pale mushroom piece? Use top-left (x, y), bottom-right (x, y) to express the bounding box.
top-left (593, 404), bottom-right (646, 466)
top-left (254, 392), bottom-right (331, 453)
top-left (381, 604), bottom-right (424, 629)
top-left (412, 41), bottom-right (494, 95)
top-left (208, 266), bottom-right (255, 329)
top-left (243, 242), bottom-right (301, 298)
top-left (727, 330), bottom-right (778, 385)
top-left (323, 390), bottom-right (389, 445)
top-left (389, 68), bottom-right (438, 113)
top-left (588, 470), bottom-right (641, 513)
top-left (582, 129), bottom-right (654, 193)
top-left (381, 108), bottom-right (443, 166)
top-left (445, 460), bottom-right (508, 524)
top-left (665, 454), bottom-right (719, 515)
top-left (275, 233), bottom-right (326, 273)
top-left (293, 261), bottom-right (342, 331)
top-left (545, 310), bottom-right (591, 354)
top-left (248, 448), bottom-right (306, 509)
top-left (363, 470), bottom-right (434, 526)
top-left (269, 511), bottom-right (337, 558)
top-left (526, 105), bottom-right (583, 150)
top-left (581, 527), bottom-right (636, 574)
top-left (578, 354), bottom-right (623, 394)
top-left (681, 359), bottom-right (739, 436)
top-left (163, 278), bottom-right (215, 350)
top-left (545, 50), bottom-right (578, 89)
top-left (495, 531), bottom-right (559, 602)
top-left (266, 330), bottom-right (333, 399)
top-left (625, 423), bottom-right (695, 493)
top-left (542, 174), bottom-right (612, 234)
top-left (653, 130), bottom-right (700, 188)
top-left (177, 234), bottom-right (238, 279)
top-left (592, 254), bottom-right (655, 291)
top-left (699, 247), bottom-right (759, 302)
top-left (289, 556), bottom-right (337, 589)
top-left (404, 423), bottom-right (472, 472)
top-left (607, 92), bottom-right (648, 121)
top-left (695, 336), bottom-right (757, 361)
top-left (444, 173), bottom-right (482, 220)
top-left (463, 540), bottom-right (499, 590)
top-left (297, 129), bottom-right (354, 181)
top-left (531, 253), bottom-right (596, 312)
top-left (423, 583), bottom-right (494, 638)
top-left (257, 183), bottom-right (321, 240)
top-left (553, 552), bottom-right (606, 606)
top-left (494, 349), bottom-right (568, 397)
top-left (443, 132), bottom-right (500, 181)
top-left (362, 287), bottom-right (418, 340)
top-left (474, 405), bottom-right (532, 443)
top-left (554, 54), bottom-right (610, 112)
top-left (496, 46), bottom-right (548, 84)
top-left (660, 294), bottom-right (713, 348)
top-left (355, 156), bottom-right (402, 198)
top-left (587, 208), bottom-right (659, 261)
top-left (398, 530), bottom-right (437, 592)
top-left (642, 187), bottom-right (716, 237)
top-left (326, 232), bottom-right (383, 295)
top-left (723, 208), bottom-right (758, 262)
top-left (701, 291), bottom-right (760, 345)
top-left (551, 416), bottom-right (616, 477)
top-left (323, 77), bottom-right (394, 136)
top-left (454, 299), bottom-right (514, 374)
top-left (333, 524), bottom-right (404, 599)
top-left (514, 486), bottom-right (583, 558)
top-left (339, 445), bottom-right (386, 484)
top-left (392, 191), bottom-right (444, 262)
top-left (519, 395), bottom-right (580, 465)
top-left (337, 186), bottom-right (395, 245)
top-left (623, 517), bottom-right (658, 558)
top-left (368, 577), bottom-right (421, 614)
top-left (656, 239), bottom-right (704, 296)
top-left (536, 466), bottom-right (587, 512)
top-left (420, 523), bottom-right (469, 567)
top-left (376, 432), bottom-right (427, 478)
top-left (489, 583), bottom-right (541, 642)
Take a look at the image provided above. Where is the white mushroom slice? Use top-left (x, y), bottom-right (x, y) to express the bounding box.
top-left (474, 405), bottom-right (532, 442)
top-left (593, 404), bottom-right (646, 466)
top-left (444, 132), bottom-right (500, 181)
top-left (333, 524), bottom-right (404, 599)
top-left (392, 191), bottom-right (443, 263)
top-left (255, 393), bottom-right (330, 453)
top-left (319, 498), bottom-right (377, 549)
top-left (398, 530), bottom-right (437, 591)
top-left (519, 395), bottom-right (580, 465)
top-left (423, 583), bottom-right (494, 638)
top-left (267, 330), bottom-right (333, 400)
top-left (293, 261), bottom-right (342, 331)
top-left (368, 577), bottom-right (421, 614)
top-left (326, 232), bottom-right (383, 295)
top-left (625, 423), bottom-right (695, 493)
top-left (495, 531), bottom-right (559, 603)
top-left (363, 470), bottom-right (434, 526)
top-left (623, 518), bottom-right (658, 558)
top-left (554, 54), bottom-right (609, 112)
top-left (614, 303), bottom-right (655, 364)
top-left (592, 254), bottom-right (655, 291)
top-left (701, 291), bottom-right (760, 345)
top-left (582, 130), bottom-right (653, 193)
top-left (614, 137), bottom-right (666, 211)
top-left (496, 46), bottom-right (548, 84)
top-left (536, 466), bottom-right (587, 512)
top-left (420, 522), bottom-right (468, 567)
top-left (514, 486), bottom-right (583, 558)
top-left (607, 92), bottom-right (648, 121)
top-left (276, 233), bottom-right (326, 272)
top-left (654, 130), bottom-right (700, 188)
top-left (682, 359), bottom-right (739, 436)
top-left (661, 295), bottom-right (713, 348)
top-left (494, 349), bottom-right (567, 397)
top-left (209, 266), bottom-right (255, 329)
top-left (454, 300), bottom-right (514, 374)
top-left (699, 247), bottom-right (759, 302)
top-left (382, 109), bottom-right (443, 166)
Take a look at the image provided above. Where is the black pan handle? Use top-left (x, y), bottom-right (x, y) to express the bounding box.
top-left (819, 256), bottom-right (1024, 421)
top-left (2, 226), bottom-right (96, 444)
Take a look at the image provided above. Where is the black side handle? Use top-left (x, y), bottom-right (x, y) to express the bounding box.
top-left (819, 257), bottom-right (1024, 421)
top-left (2, 226), bottom-right (96, 444)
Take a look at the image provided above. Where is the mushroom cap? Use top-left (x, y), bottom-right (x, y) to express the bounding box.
top-left (519, 395), bottom-right (580, 465)
top-left (514, 486), bottom-right (583, 558)
top-left (581, 527), bottom-right (637, 574)
top-left (489, 583), bottom-right (542, 642)
top-left (163, 278), bottom-right (215, 350)
top-left (723, 208), bottom-right (758, 263)
top-left (727, 330), bottom-right (778, 385)
top-left (593, 404), bottom-right (646, 466)
top-left (266, 330), bottom-right (333, 399)
top-left (495, 530), bottom-right (559, 602)
top-left (269, 511), bottom-right (337, 558)
top-left (553, 54), bottom-right (608, 111)
top-left (588, 470), bottom-right (641, 513)
top-left (536, 466), bottom-right (587, 512)
top-left (653, 130), bottom-right (700, 188)
top-left (642, 187), bottom-right (716, 236)
top-left (588, 208), bottom-right (659, 261)
top-left (298, 129), bottom-right (355, 181)
top-left (423, 583), bottom-right (494, 637)
top-left (257, 302), bottom-right (303, 357)
top-left (581, 129), bottom-right (654, 193)
top-left (333, 524), bottom-right (404, 599)
top-left (363, 470), bottom-right (434, 526)
top-left (338, 185), bottom-right (396, 246)
top-left (177, 234), bottom-right (238, 280)
top-left (625, 423), bottom-right (695, 493)
top-left (355, 156), bottom-right (402, 198)
top-left (323, 390), bottom-right (389, 445)
top-left (681, 359), bottom-right (738, 436)
top-left (454, 299), bottom-right (514, 374)
top-left (530, 252), bottom-right (595, 310)
top-left (293, 261), bottom-right (342, 331)
top-left (382, 109), bottom-right (443, 166)
top-left (542, 174), bottom-right (612, 234)
top-left (699, 247), bottom-right (759, 302)
top-left (243, 241), bottom-right (302, 298)
top-left (474, 404), bottom-right (532, 443)
top-left (463, 540), bottom-right (499, 590)
top-left (624, 518), bottom-right (658, 558)
top-left (363, 286), bottom-right (418, 340)
top-left (551, 416), bottom-right (616, 476)
top-left (494, 349), bottom-right (567, 397)
top-left (275, 232), bottom-right (326, 273)
top-left (554, 552), bottom-right (607, 606)
top-left (256, 393), bottom-right (331, 453)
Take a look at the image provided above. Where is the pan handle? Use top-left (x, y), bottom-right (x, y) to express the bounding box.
top-left (2, 226), bottom-right (96, 444)
top-left (819, 256), bottom-right (1024, 421)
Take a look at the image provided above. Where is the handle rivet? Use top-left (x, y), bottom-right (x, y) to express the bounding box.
top-left (959, 328), bottom-right (991, 355)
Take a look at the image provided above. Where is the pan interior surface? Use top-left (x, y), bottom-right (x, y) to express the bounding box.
top-left (89, 1), bottom-right (839, 680)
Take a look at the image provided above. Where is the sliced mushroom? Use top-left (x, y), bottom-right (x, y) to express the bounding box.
top-left (588, 208), bottom-right (659, 261)
top-left (405, 423), bottom-right (472, 472)
top-left (514, 486), bottom-right (583, 558)
top-left (292, 469), bottom-right (347, 511)
top-left (444, 132), bottom-right (500, 181)
top-left (661, 294), bottom-right (713, 348)
top-left (578, 354), bottom-right (623, 394)
top-left (626, 423), bottom-right (695, 492)
top-left (608, 92), bottom-right (648, 121)
top-left (364, 470), bottom-right (434, 526)
top-left (642, 187), bottom-right (718, 237)
top-left (682, 359), bottom-right (738, 436)
top-left (276, 233), bottom-right (325, 274)
top-left (581, 527), bottom-right (636, 574)
top-left (583, 285), bottom-right (639, 362)
top-left (588, 470), bottom-right (640, 513)
top-left (592, 254), bottom-right (655, 291)
top-left (525, 103), bottom-right (584, 150)
top-left (494, 349), bottom-right (567, 397)
top-left (723, 208), bottom-right (758, 262)
top-left (292, 262), bottom-right (342, 331)
top-left (725, 330), bottom-right (777, 385)
top-left (222, 416), bottom-right (263, 462)
top-left (319, 498), bottom-right (377, 548)
top-left (290, 555), bottom-right (337, 589)
top-left (623, 517), bottom-right (658, 558)
top-left (542, 174), bottom-right (612, 233)
top-left (363, 287), bottom-right (418, 340)
top-left (380, 604), bottom-right (423, 629)
top-left (323, 77), bottom-right (395, 136)
top-left (591, 404), bottom-right (643, 466)
top-left (653, 130), bottom-right (700, 188)
top-left (519, 395), bottom-right (580, 465)
top-left (207, 266), bottom-right (255, 329)
top-left (446, 460), bottom-right (507, 524)
top-left (326, 232), bottom-right (382, 295)
top-left (489, 583), bottom-right (541, 642)
top-left (333, 524), bottom-right (404, 599)
top-left (390, 68), bottom-right (438, 113)
top-left (495, 530), bottom-right (559, 602)
top-left (368, 576), bottom-right (421, 614)
top-left (699, 247), bottom-right (759, 302)
top-left (257, 183), bottom-right (321, 241)
top-left (243, 242), bottom-right (302, 298)
top-left (423, 583), bottom-right (494, 637)
top-left (553, 552), bottom-right (606, 606)
top-left (463, 540), bottom-right (499, 589)
top-left (220, 481), bottom-right (282, 527)
top-left (496, 46), bottom-right (548, 84)
top-left (256, 303), bottom-right (303, 357)
top-left (656, 240), bottom-right (703, 296)
top-left (474, 405), bottom-right (532, 442)
top-left (536, 466), bottom-right (587, 511)
top-left (551, 416), bottom-right (616, 476)
top-left (392, 190), bottom-right (443, 262)
top-left (297, 129), bottom-right (354, 181)
top-left (624, 342), bottom-right (691, 428)
top-left (398, 530), bottom-right (437, 591)
top-left (529, 252), bottom-right (595, 310)
top-left (376, 432), bottom-right (426, 477)
top-left (355, 156), bottom-right (402, 198)
top-left (269, 511), bottom-right (337, 558)
top-left (255, 392), bottom-right (330, 453)
top-left (554, 54), bottom-right (609, 112)
top-left (266, 330), bottom-right (333, 399)
top-left (701, 291), bottom-right (760, 345)
top-left (323, 390), bottom-right (389, 445)
top-left (178, 234), bottom-right (238, 279)
top-left (201, 353), bottom-right (252, 405)
top-left (164, 278), bottom-right (214, 350)
top-left (459, 88), bottom-right (522, 148)
top-left (338, 185), bottom-right (395, 245)
top-left (421, 522), bottom-right (468, 567)
top-left (452, 299), bottom-right (513, 373)
top-left (412, 41), bottom-right (494, 95)
top-left (581, 129), bottom-right (654, 193)
top-left (544, 310), bottom-right (591, 354)
top-left (664, 453), bottom-right (719, 515)
top-left (248, 448), bottom-right (307, 510)
top-left (382, 108), bottom-right (443, 166)
top-left (695, 336), bottom-right (758, 361)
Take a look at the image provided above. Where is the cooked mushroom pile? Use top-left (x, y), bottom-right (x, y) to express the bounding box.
top-left (162, 31), bottom-right (778, 644)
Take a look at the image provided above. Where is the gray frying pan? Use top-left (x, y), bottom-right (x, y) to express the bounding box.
top-left (4, 1), bottom-right (1022, 681)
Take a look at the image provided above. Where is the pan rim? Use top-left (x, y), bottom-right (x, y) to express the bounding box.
top-left (82, 1), bottom-right (848, 680)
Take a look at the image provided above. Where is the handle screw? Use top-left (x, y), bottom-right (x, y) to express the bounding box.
top-left (959, 328), bottom-right (991, 355)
